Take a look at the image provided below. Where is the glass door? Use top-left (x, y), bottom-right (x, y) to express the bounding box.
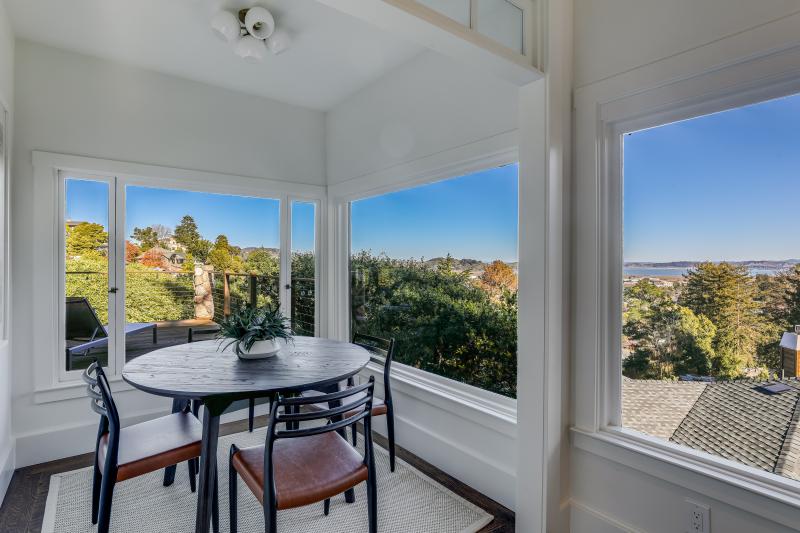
top-left (61, 173), bottom-right (117, 375)
top-left (290, 200), bottom-right (318, 336)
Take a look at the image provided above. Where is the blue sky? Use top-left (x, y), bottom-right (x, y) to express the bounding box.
top-left (66, 163), bottom-right (519, 261)
top-left (352, 164), bottom-right (519, 262)
top-left (65, 183), bottom-right (315, 251)
top-left (624, 92), bottom-right (800, 263)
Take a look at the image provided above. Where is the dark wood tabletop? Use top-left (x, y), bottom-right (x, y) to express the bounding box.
top-left (122, 336), bottom-right (372, 400)
top-left (121, 335), bottom-right (372, 533)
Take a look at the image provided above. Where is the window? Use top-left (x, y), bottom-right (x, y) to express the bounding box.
top-left (58, 167), bottom-right (320, 378)
top-left (417, 0), bottom-right (526, 55)
top-left (350, 164), bottom-right (518, 397)
top-left (621, 92), bottom-right (800, 482)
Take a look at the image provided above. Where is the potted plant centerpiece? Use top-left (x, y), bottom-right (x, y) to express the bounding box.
top-left (217, 305), bottom-right (293, 360)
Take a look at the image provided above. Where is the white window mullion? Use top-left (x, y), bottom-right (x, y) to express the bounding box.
top-left (112, 177), bottom-right (127, 376)
top-left (279, 195), bottom-right (291, 319)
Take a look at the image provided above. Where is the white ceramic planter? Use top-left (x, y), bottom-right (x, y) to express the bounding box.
top-left (238, 338), bottom-right (282, 360)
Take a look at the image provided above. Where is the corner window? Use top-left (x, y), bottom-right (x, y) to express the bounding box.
top-left (350, 164), bottom-right (519, 397)
top-left (621, 92), bottom-right (800, 481)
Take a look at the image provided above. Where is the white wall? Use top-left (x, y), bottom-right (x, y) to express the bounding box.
top-left (326, 50), bottom-right (518, 184)
top-left (0, 0), bottom-right (13, 507)
top-left (10, 40), bottom-right (326, 467)
top-left (571, 6), bottom-right (800, 533)
top-left (574, 0), bottom-right (800, 88)
top-left (325, 48), bottom-right (521, 510)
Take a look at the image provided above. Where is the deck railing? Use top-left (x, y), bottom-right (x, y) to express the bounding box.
top-left (65, 270), bottom-right (315, 334)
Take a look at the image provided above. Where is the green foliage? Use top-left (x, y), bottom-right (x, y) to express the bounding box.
top-left (66, 256), bottom-right (194, 324)
top-left (131, 226), bottom-right (160, 251)
top-left (623, 280), bottom-right (716, 379)
top-left (350, 251), bottom-right (517, 397)
top-left (217, 305), bottom-right (293, 355)
top-left (66, 223), bottom-right (107, 257)
top-left (174, 215), bottom-right (212, 262)
top-left (245, 249), bottom-right (279, 277)
top-left (679, 262), bottom-right (765, 377)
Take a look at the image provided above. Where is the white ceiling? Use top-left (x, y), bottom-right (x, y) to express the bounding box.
top-left (4, 0), bottom-right (424, 110)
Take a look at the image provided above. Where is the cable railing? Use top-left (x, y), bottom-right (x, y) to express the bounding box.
top-left (65, 270), bottom-right (316, 334)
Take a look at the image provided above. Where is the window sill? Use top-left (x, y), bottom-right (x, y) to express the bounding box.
top-left (34, 375), bottom-right (134, 404)
top-left (360, 360), bottom-right (517, 437)
top-left (571, 426), bottom-right (800, 528)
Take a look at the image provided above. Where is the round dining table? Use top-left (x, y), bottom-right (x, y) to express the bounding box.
top-left (122, 336), bottom-right (372, 533)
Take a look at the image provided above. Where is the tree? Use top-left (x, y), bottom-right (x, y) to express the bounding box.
top-left (207, 234), bottom-right (244, 272)
top-left (140, 248), bottom-right (166, 268)
top-left (479, 260), bottom-right (518, 296)
top-left (125, 241), bottom-right (141, 263)
top-left (66, 222), bottom-right (107, 257)
top-left (623, 279), bottom-right (716, 378)
top-left (679, 262), bottom-right (764, 377)
top-left (151, 224), bottom-right (172, 242)
top-left (245, 249), bottom-right (279, 277)
top-left (174, 215), bottom-right (211, 262)
top-left (131, 226), bottom-right (160, 251)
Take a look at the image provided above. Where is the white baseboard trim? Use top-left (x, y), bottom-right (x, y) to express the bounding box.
top-left (14, 402), bottom-right (271, 469)
top-left (0, 438), bottom-right (15, 506)
top-left (372, 410), bottom-right (517, 511)
top-left (569, 499), bottom-right (643, 533)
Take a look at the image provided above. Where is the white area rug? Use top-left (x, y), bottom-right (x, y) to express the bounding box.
top-left (42, 427), bottom-right (492, 532)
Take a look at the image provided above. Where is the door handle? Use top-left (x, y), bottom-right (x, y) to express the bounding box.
top-left (109, 287), bottom-right (118, 294)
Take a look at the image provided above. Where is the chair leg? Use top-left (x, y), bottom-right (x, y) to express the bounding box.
top-left (248, 398), bottom-right (255, 432)
top-left (96, 471), bottom-right (116, 533)
top-left (212, 469), bottom-right (220, 533)
top-left (367, 476), bottom-right (378, 533)
top-left (91, 462), bottom-right (102, 525)
top-left (351, 423), bottom-right (358, 446)
top-left (324, 498), bottom-right (330, 516)
top-left (229, 445), bottom-right (239, 533)
top-left (387, 409), bottom-right (396, 472)
top-left (188, 457), bottom-right (197, 492)
top-left (266, 505), bottom-right (278, 533)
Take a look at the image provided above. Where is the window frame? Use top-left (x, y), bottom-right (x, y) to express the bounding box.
top-left (35, 151), bottom-right (326, 396)
top-left (330, 140), bottom-right (520, 407)
top-left (573, 44), bottom-right (800, 519)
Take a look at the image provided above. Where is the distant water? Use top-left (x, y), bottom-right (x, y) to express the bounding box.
top-left (624, 267), bottom-right (782, 277)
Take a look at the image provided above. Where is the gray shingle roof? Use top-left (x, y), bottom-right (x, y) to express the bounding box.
top-left (623, 378), bottom-right (800, 480)
top-left (622, 378), bottom-right (707, 439)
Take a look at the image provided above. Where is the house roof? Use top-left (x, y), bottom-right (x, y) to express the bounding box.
top-left (623, 378), bottom-right (800, 481)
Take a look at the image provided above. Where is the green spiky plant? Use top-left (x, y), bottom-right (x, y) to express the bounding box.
top-left (217, 305), bottom-right (294, 356)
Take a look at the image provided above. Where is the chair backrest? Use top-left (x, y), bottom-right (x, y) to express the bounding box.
top-left (66, 297), bottom-right (107, 340)
top-left (83, 362), bottom-right (121, 472)
top-left (353, 332), bottom-right (395, 398)
top-left (261, 377), bottom-right (376, 508)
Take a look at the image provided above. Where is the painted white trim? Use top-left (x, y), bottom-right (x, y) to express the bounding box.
top-left (572, 428), bottom-right (800, 530)
top-left (569, 499), bottom-right (642, 533)
top-left (32, 151), bottom-right (327, 393)
top-left (317, 0), bottom-right (542, 85)
top-left (361, 361), bottom-right (517, 434)
top-left (0, 437), bottom-right (14, 507)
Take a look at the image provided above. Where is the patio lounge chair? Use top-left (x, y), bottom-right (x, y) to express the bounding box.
top-left (66, 297), bottom-right (157, 370)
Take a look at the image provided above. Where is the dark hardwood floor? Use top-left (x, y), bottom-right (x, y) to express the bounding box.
top-left (0, 413), bottom-right (514, 532)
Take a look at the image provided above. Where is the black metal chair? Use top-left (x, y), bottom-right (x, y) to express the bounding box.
top-left (83, 362), bottom-right (219, 533)
top-left (229, 377), bottom-right (378, 533)
top-left (301, 333), bottom-right (397, 471)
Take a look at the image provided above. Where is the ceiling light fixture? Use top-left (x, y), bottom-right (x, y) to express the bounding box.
top-left (211, 6), bottom-right (290, 61)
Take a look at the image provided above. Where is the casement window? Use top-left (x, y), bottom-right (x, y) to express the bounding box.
top-left (54, 160), bottom-right (322, 383)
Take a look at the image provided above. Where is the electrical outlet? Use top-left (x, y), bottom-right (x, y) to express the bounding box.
top-left (685, 499), bottom-right (710, 533)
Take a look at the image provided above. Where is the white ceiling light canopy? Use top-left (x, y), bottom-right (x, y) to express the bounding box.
top-left (211, 4), bottom-right (288, 61)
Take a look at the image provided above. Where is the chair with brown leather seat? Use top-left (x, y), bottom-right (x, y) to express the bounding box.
top-left (301, 333), bottom-right (397, 471)
top-left (83, 362), bottom-right (219, 533)
top-left (229, 377), bottom-right (378, 533)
